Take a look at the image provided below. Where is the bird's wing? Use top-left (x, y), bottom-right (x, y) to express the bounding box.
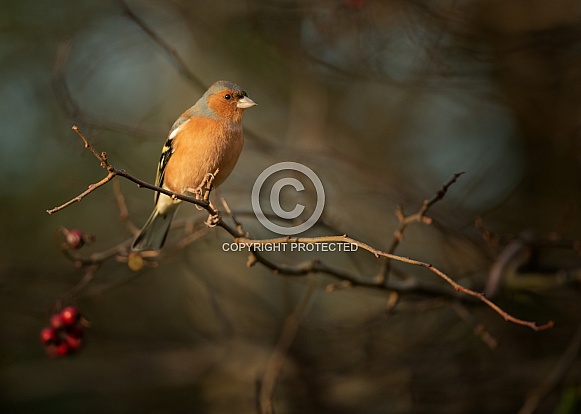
top-left (154, 116), bottom-right (193, 203)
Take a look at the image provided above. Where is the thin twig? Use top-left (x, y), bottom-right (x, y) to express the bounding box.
top-left (452, 302), bottom-right (498, 349)
top-left (221, 197), bottom-right (246, 236)
top-left (113, 179), bottom-right (140, 234)
top-left (47, 172), bottom-right (116, 214)
top-left (377, 172), bottom-right (465, 284)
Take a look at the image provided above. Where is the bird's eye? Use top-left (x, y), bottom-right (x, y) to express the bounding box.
top-left (224, 94), bottom-right (231, 100)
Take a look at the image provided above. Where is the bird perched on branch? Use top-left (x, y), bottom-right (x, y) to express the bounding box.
top-left (131, 80), bottom-right (256, 251)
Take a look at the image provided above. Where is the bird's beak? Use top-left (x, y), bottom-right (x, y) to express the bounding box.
top-left (237, 96), bottom-right (257, 109)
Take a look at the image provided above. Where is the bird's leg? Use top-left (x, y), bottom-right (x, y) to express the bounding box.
top-left (202, 181), bottom-right (213, 204)
top-left (203, 169), bottom-right (221, 226)
top-left (187, 169), bottom-right (220, 205)
top-left (185, 169), bottom-right (221, 215)
top-left (186, 169), bottom-right (220, 210)
top-left (200, 168), bottom-right (220, 203)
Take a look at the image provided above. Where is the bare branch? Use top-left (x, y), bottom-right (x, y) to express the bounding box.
top-left (50, 127), bottom-right (554, 332)
top-left (47, 126), bottom-right (116, 214)
top-left (236, 235), bottom-right (554, 331)
top-left (113, 180), bottom-right (140, 234)
top-left (47, 171), bottom-right (116, 214)
top-left (377, 172), bottom-right (465, 284)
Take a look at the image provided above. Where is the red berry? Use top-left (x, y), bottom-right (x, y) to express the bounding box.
top-left (65, 229), bottom-right (85, 250)
top-left (60, 306), bottom-right (80, 326)
top-left (40, 327), bottom-right (58, 344)
top-left (50, 314), bottom-right (64, 330)
top-left (55, 341), bottom-right (71, 356)
top-left (64, 334), bottom-right (83, 352)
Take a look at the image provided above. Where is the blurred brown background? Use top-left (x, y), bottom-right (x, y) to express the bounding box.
top-left (1, 0), bottom-right (581, 413)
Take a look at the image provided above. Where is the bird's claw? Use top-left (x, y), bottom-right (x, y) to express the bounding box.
top-left (205, 213), bottom-right (221, 228)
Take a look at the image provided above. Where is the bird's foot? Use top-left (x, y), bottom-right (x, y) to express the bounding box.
top-left (205, 212), bottom-right (221, 228)
top-left (185, 186), bottom-right (205, 210)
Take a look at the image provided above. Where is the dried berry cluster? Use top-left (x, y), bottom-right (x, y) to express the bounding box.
top-left (40, 306), bottom-right (85, 358)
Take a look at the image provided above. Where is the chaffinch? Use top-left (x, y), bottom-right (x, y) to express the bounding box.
top-left (131, 80), bottom-right (256, 251)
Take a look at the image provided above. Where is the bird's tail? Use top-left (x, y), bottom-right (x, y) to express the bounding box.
top-left (131, 206), bottom-right (178, 251)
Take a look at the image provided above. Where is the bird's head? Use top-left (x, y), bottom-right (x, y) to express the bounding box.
top-left (199, 80), bottom-right (256, 123)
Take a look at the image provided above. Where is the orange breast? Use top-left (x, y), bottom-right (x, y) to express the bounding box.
top-left (163, 117), bottom-right (244, 194)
